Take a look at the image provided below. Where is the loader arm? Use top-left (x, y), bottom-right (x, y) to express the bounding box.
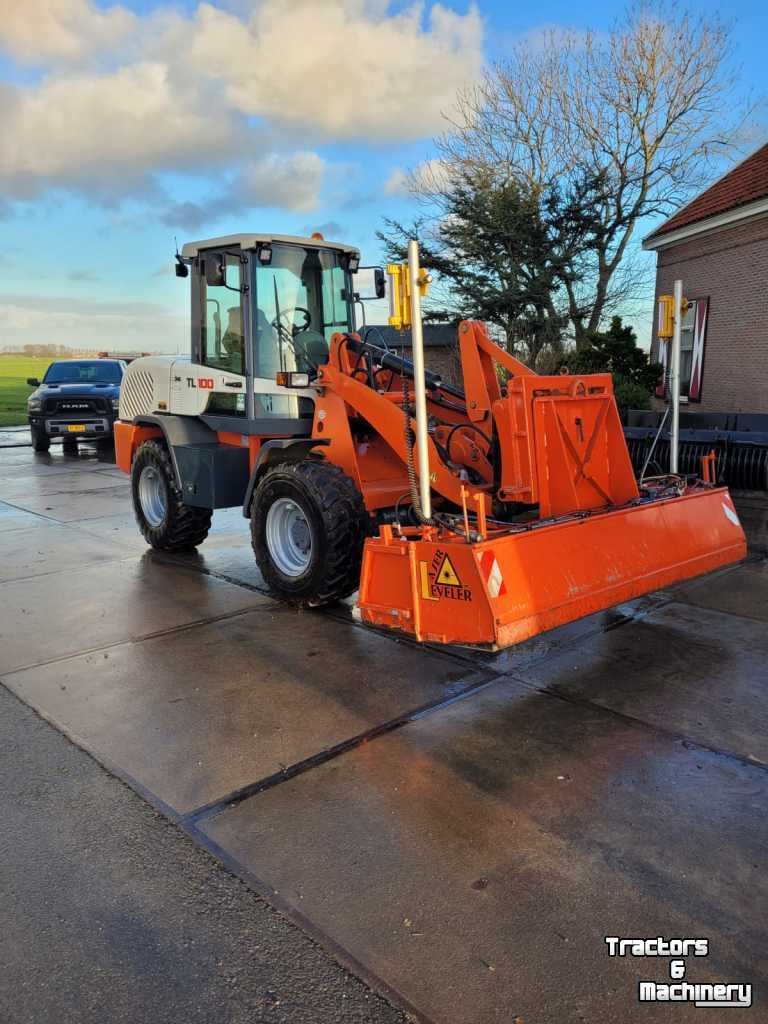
top-left (315, 358), bottom-right (492, 512)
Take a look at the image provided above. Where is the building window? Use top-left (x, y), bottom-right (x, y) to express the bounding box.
top-left (655, 296), bottom-right (709, 403)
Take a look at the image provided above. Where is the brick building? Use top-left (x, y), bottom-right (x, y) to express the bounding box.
top-left (366, 324), bottom-right (461, 387)
top-left (643, 144), bottom-right (768, 412)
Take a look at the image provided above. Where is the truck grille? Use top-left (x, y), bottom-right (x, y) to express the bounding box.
top-left (43, 396), bottom-right (111, 414)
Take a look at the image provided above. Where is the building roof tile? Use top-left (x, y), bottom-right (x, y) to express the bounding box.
top-left (648, 143), bottom-right (768, 239)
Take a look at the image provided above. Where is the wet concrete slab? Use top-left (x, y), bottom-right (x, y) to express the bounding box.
top-left (511, 594), bottom-right (768, 766)
top-left (8, 483), bottom-right (131, 522)
top-left (0, 500), bottom-right (54, 533)
top-left (2, 606), bottom-right (492, 816)
top-left (672, 558), bottom-right (768, 622)
top-left (71, 512), bottom-right (155, 555)
top-left (0, 426), bottom-right (30, 443)
top-left (0, 447), bottom-right (116, 469)
top-left (201, 677), bottom-right (768, 1024)
top-left (0, 469), bottom-right (132, 499)
top-left (74, 509), bottom-right (266, 568)
top-left (0, 523), bottom-right (133, 582)
top-left (734, 494), bottom-right (768, 554)
top-left (0, 554), bottom-right (271, 674)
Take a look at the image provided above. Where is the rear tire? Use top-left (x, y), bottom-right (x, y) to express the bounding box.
top-left (251, 460), bottom-right (368, 606)
top-left (131, 440), bottom-right (211, 551)
top-left (30, 426), bottom-right (50, 453)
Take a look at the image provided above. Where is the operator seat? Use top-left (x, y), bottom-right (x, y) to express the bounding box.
top-left (294, 330), bottom-right (329, 373)
top-left (221, 306), bottom-right (245, 373)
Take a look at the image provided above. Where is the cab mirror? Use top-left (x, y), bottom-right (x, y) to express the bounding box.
top-left (203, 254), bottom-right (226, 288)
top-left (355, 266), bottom-right (386, 300)
top-left (27, 377), bottom-right (40, 387)
top-left (373, 267), bottom-right (386, 299)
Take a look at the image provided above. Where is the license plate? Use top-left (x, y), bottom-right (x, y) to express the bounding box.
top-left (67, 424), bottom-right (86, 432)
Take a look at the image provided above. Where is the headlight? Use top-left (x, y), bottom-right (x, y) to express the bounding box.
top-left (27, 396), bottom-right (42, 412)
top-left (111, 398), bottom-right (120, 412)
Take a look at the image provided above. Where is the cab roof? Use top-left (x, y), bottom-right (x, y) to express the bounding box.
top-left (180, 234), bottom-right (360, 259)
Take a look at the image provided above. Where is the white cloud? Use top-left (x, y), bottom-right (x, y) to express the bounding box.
top-left (0, 62), bottom-right (245, 201)
top-left (385, 158), bottom-right (451, 196)
top-left (384, 167), bottom-right (409, 195)
top-left (0, 2), bottom-right (483, 211)
top-left (238, 152), bottom-right (326, 213)
top-left (159, 151), bottom-right (327, 228)
top-left (0, 0), bottom-right (135, 62)
top-left (176, 0), bottom-right (483, 139)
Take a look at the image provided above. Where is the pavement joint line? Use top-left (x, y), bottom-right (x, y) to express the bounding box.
top-left (183, 826), bottom-right (440, 1024)
top-left (0, 553), bottom-right (142, 587)
top-left (0, 680), bottom-right (185, 823)
top-left (506, 671), bottom-right (768, 776)
top-left (0, 602), bottom-right (279, 677)
top-left (0, 496), bottom-right (62, 523)
top-left (160, 556), bottom-right (493, 671)
top-left (0, 681), bottom-right (447, 1024)
top-left (665, 595), bottom-right (768, 628)
top-left (182, 670), bottom-right (505, 829)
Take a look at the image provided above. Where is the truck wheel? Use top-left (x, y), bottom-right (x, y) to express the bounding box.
top-left (251, 460), bottom-right (368, 606)
top-left (131, 440), bottom-right (212, 551)
top-left (30, 427), bottom-right (50, 453)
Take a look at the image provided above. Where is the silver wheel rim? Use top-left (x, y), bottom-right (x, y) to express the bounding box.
top-left (138, 465), bottom-right (167, 528)
top-left (265, 497), bottom-right (312, 577)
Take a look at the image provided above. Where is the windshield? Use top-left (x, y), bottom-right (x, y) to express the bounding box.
top-left (44, 361), bottom-right (123, 384)
top-left (252, 244), bottom-right (352, 379)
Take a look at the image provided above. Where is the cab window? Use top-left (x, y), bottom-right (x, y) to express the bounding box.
top-left (201, 254), bottom-right (244, 376)
top-left (253, 245), bottom-right (352, 381)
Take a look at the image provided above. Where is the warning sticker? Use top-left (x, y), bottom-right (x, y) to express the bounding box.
top-left (435, 554), bottom-right (461, 587)
top-left (419, 549), bottom-right (473, 602)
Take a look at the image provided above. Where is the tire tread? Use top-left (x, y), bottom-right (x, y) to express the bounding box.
top-left (251, 460), bottom-right (368, 606)
top-left (132, 440), bottom-right (211, 551)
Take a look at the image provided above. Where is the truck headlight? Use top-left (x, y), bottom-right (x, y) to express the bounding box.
top-left (111, 398), bottom-right (120, 413)
top-left (27, 396), bottom-right (42, 412)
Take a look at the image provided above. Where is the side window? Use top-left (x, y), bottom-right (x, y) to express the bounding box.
top-left (679, 302), bottom-right (695, 399)
top-left (320, 263), bottom-right (350, 341)
top-left (201, 254), bottom-right (244, 376)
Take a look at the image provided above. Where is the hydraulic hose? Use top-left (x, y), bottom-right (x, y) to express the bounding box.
top-left (402, 375), bottom-right (432, 524)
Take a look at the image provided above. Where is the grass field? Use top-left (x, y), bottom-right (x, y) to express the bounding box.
top-left (0, 356), bottom-right (52, 427)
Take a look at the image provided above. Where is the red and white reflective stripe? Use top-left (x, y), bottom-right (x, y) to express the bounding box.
top-left (478, 550), bottom-right (507, 598)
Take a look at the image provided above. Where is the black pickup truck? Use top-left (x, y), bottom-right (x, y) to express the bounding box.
top-left (27, 359), bottom-right (125, 452)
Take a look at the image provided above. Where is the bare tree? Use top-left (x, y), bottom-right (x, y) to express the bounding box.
top-left (415, 4), bottom-right (749, 345)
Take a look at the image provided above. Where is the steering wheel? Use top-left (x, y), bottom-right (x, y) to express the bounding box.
top-left (272, 306), bottom-right (312, 338)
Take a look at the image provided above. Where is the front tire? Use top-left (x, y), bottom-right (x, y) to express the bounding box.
top-left (251, 460), bottom-right (368, 606)
top-left (131, 440), bottom-right (211, 551)
top-left (30, 426), bottom-right (50, 453)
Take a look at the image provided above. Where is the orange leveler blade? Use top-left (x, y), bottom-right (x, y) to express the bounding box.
top-left (356, 487), bottom-right (746, 650)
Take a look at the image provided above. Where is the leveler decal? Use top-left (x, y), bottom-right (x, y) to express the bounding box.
top-left (419, 550), bottom-right (473, 602)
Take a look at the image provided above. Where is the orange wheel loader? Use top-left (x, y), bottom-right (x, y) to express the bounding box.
top-left (114, 233), bottom-right (745, 650)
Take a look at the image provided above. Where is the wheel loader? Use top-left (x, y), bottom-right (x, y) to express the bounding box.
top-left (115, 232), bottom-right (745, 649)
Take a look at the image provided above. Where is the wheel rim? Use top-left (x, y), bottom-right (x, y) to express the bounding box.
top-left (265, 497), bottom-right (312, 577)
top-left (138, 465), bottom-right (167, 528)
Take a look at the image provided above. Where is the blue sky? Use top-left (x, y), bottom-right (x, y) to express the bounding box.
top-left (0, 0), bottom-right (765, 353)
